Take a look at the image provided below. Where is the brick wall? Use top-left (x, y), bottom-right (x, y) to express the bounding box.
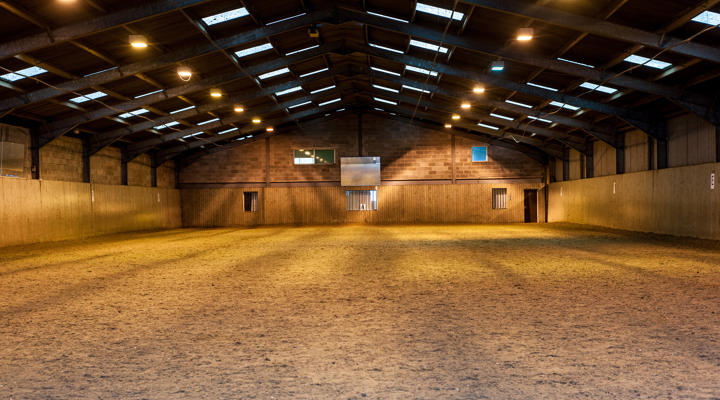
top-left (181, 113), bottom-right (544, 185)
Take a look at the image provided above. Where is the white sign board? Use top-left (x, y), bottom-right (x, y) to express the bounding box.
top-left (341, 157), bottom-right (381, 186)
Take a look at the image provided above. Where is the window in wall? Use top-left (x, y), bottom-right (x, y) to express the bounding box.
top-left (472, 146), bottom-right (488, 162)
top-left (244, 191), bottom-right (258, 212)
top-left (346, 190), bottom-right (378, 211)
top-left (492, 188), bottom-right (507, 210)
top-left (0, 125), bottom-right (27, 178)
top-left (294, 149), bottom-right (335, 165)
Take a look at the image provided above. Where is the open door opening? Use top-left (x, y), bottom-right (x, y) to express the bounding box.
top-left (524, 189), bottom-right (538, 223)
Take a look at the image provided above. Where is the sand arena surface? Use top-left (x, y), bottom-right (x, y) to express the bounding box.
top-left (1, 224), bottom-right (719, 399)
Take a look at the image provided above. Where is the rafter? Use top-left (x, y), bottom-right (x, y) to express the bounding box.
top-left (336, 7), bottom-right (719, 125)
top-left (351, 42), bottom-right (664, 139)
top-left (461, 0), bottom-right (720, 64)
top-left (89, 67), bottom-right (344, 155)
top-left (37, 42), bottom-right (342, 147)
top-left (0, 0), bottom-right (212, 59)
top-left (0, 9), bottom-right (335, 113)
top-left (125, 89), bottom-right (346, 161)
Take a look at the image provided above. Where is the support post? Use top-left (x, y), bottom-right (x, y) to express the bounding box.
top-left (120, 155), bottom-right (128, 186)
top-left (657, 137), bottom-right (668, 169)
top-left (562, 148), bottom-right (570, 181)
top-left (174, 162), bottom-right (181, 189)
top-left (585, 141), bottom-right (594, 179)
top-left (30, 129), bottom-right (40, 179)
top-left (150, 153), bottom-right (158, 188)
top-left (265, 137), bottom-right (271, 187)
top-left (81, 135), bottom-right (91, 183)
top-left (716, 125), bottom-right (720, 163)
top-left (647, 136), bottom-right (655, 170)
top-left (615, 132), bottom-right (625, 175)
top-left (451, 134), bottom-right (456, 184)
top-left (357, 112), bottom-right (363, 157)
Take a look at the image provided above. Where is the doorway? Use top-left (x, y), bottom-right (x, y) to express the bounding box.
top-left (524, 189), bottom-right (538, 223)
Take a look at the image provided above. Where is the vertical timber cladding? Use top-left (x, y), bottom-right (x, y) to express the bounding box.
top-left (179, 113), bottom-right (547, 226)
top-left (180, 184), bottom-right (546, 226)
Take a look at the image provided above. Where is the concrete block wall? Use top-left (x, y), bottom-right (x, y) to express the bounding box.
top-left (181, 113), bottom-right (544, 185)
top-left (36, 136), bottom-right (175, 188)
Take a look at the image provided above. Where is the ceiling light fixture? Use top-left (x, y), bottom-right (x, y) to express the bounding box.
top-left (473, 86), bottom-right (485, 94)
top-left (177, 66), bottom-right (192, 81)
top-left (129, 35), bottom-right (148, 48)
top-left (451, 114), bottom-right (461, 120)
top-left (461, 102), bottom-right (471, 109)
top-left (234, 105), bottom-right (245, 113)
top-left (444, 123), bottom-right (452, 129)
top-left (210, 88), bottom-right (222, 98)
top-left (516, 28), bottom-right (534, 41)
top-left (252, 117), bottom-right (262, 124)
top-left (266, 126), bottom-right (274, 132)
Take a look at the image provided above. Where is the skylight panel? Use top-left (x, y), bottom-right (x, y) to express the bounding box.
top-left (549, 101), bottom-right (580, 111)
top-left (409, 39), bottom-right (448, 54)
top-left (372, 84), bottom-right (399, 93)
top-left (371, 66), bottom-right (401, 76)
top-left (288, 100), bottom-right (312, 109)
top-left (182, 132), bottom-right (204, 139)
top-left (405, 65), bottom-right (438, 76)
top-left (119, 108), bottom-right (150, 119)
top-left (402, 84), bottom-right (430, 94)
top-left (275, 86), bottom-right (303, 96)
top-left (258, 67), bottom-right (290, 80)
top-left (374, 97), bottom-right (397, 105)
top-left (298, 68), bottom-right (328, 78)
top-left (526, 115), bottom-right (552, 123)
top-left (624, 54), bottom-right (672, 70)
top-left (490, 113), bottom-right (514, 121)
top-left (369, 43), bottom-right (404, 54)
top-left (235, 43), bottom-right (273, 58)
top-left (692, 10), bottom-right (720, 26)
top-left (135, 89), bottom-right (163, 98)
top-left (580, 81), bottom-right (617, 94)
top-left (367, 10), bottom-right (409, 23)
top-left (318, 98), bottom-right (341, 106)
top-left (337, 108), bottom-right (345, 112)
top-left (374, 107), bottom-right (385, 111)
top-left (197, 118), bottom-right (220, 126)
top-left (84, 66), bottom-right (118, 77)
top-left (170, 105), bottom-right (195, 114)
top-left (505, 99), bottom-right (533, 109)
top-left (310, 85), bottom-right (335, 94)
top-left (477, 123), bottom-right (499, 130)
top-left (1, 66), bottom-right (47, 82)
top-left (218, 127), bottom-right (239, 135)
top-left (415, 3), bottom-right (464, 21)
top-left (70, 91), bottom-right (107, 103)
top-left (154, 121), bottom-right (180, 130)
top-left (285, 45), bottom-right (319, 56)
top-left (266, 13), bottom-right (306, 25)
top-left (202, 8), bottom-right (249, 26)
top-left (527, 82), bottom-right (558, 92)
top-left (557, 57), bottom-right (595, 69)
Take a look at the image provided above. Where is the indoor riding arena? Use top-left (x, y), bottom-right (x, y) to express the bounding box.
top-left (0, 0), bottom-right (719, 399)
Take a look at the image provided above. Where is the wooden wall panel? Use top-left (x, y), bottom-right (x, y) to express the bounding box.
top-left (625, 130), bottom-right (649, 173)
top-left (0, 176), bottom-right (182, 247)
top-left (549, 162), bottom-right (720, 240)
top-left (181, 183), bottom-right (545, 227)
